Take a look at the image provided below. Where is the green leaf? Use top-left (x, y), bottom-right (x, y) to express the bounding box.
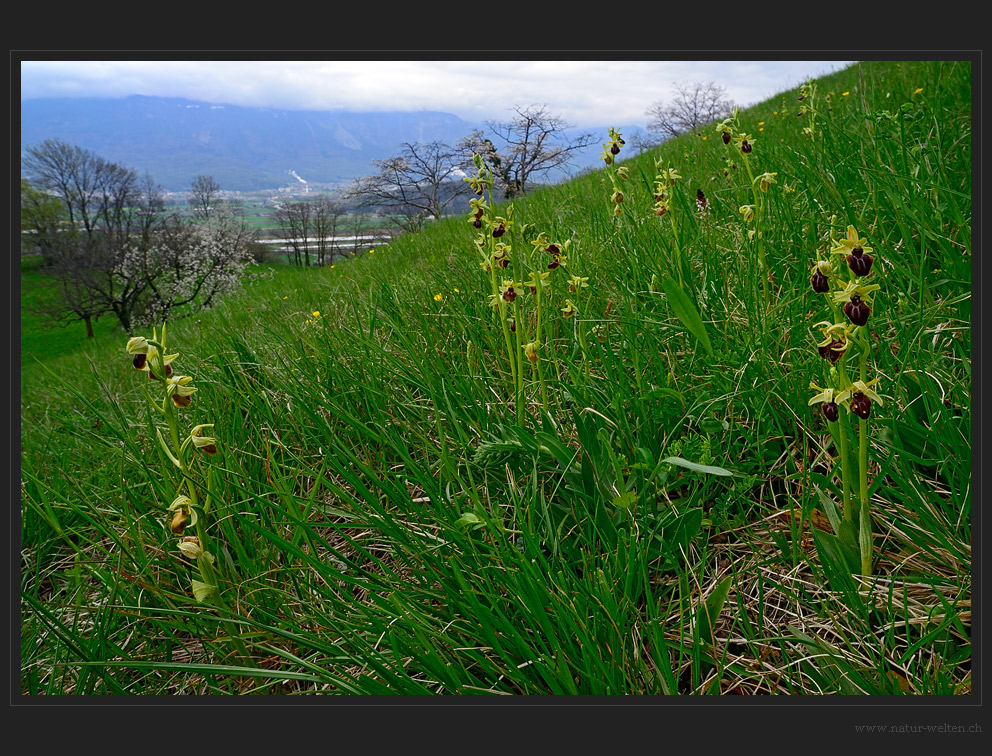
top-left (696, 575), bottom-right (733, 647)
top-left (814, 486), bottom-right (843, 537)
top-left (812, 528), bottom-right (861, 598)
top-left (837, 520), bottom-right (860, 552)
top-left (659, 273), bottom-right (714, 357)
top-left (662, 456), bottom-right (736, 477)
top-left (698, 417), bottom-right (729, 434)
top-left (667, 508), bottom-right (703, 555)
top-left (191, 579), bottom-right (218, 603)
top-left (455, 512), bottom-right (485, 531)
top-left (612, 491), bottom-right (637, 509)
top-left (155, 427), bottom-right (181, 468)
top-left (859, 497), bottom-right (873, 576)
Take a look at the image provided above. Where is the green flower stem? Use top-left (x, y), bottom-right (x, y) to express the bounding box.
top-left (836, 405), bottom-right (856, 524)
top-left (512, 297), bottom-right (524, 423)
top-left (534, 286), bottom-right (549, 414)
top-left (740, 153), bottom-right (770, 309)
top-left (856, 327), bottom-right (872, 576)
top-left (574, 291), bottom-right (591, 386)
top-left (668, 207), bottom-right (685, 288)
top-left (140, 381), bottom-right (165, 416)
top-left (163, 397), bottom-right (220, 596)
top-left (858, 415), bottom-right (871, 575)
top-left (476, 164), bottom-right (519, 409)
top-left (836, 360), bottom-right (856, 524)
top-left (490, 265), bottom-right (518, 408)
top-left (148, 340), bottom-right (254, 668)
top-left (546, 277), bottom-right (564, 393)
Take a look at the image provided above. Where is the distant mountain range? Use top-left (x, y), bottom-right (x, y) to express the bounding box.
top-left (20, 95), bottom-right (648, 193)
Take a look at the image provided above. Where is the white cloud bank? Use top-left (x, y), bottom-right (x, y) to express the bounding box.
top-left (20, 59), bottom-right (855, 128)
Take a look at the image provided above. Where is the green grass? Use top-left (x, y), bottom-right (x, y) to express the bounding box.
top-left (19, 256), bottom-right (120, 368)
top-left (20, 60), bottom-right (971, 696)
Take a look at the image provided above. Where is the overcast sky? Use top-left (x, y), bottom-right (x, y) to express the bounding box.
top-left (20, 59), bottom-right (856, 128)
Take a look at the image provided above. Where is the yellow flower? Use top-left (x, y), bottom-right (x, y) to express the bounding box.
top-left (140, 346), bottom-right (179, 380)
top-left (168, 494), bottom-right (197, 534)
top-left (189, 424), bottom-right (217, 455)
top-left (167, 375), bottom-right (197, 407)
top-left (849, 378), bottom-right (884, 406)
top-left (178, 536), bottom-right (203, 559)
top-left (842, 91), bottom-right (850, 96)
top-left (808, 382), bottom-right (852, 409)
top-left (524, 271), bottom-right (550, 294)
top-left (434, 293), bottom-right (443, 302)
top-left (312, 310), bottom-right (321, 317)
top-left (754, 172), bottom-right (777, 193)
top-left (567, 274), bottom-right (589, 293)
top-left (126, 336), bottom-right (149, 355)
top-left (283, 296), bottom-right (288, 300)
top-left (830, 225), bottom-right (873, 257)
top-left (126, 336), bottom-right (151, 369)
top-left (914, 87), bottom-right (924, 94)
top-left (368, 249), bottom-right (375, 254)
top-left (831, 279), bottom-right (881, 307)
top-left (732, 133), bottom-right (755, 153)
top-left (758, 121), bottom-right (765, 126)
top-left (499, 279), bottom-right (520, 303)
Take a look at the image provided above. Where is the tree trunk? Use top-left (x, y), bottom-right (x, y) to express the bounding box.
top-left (84, 315), bottom-right (94, 339)
top-left (113, 304), bottom-right (132, 335)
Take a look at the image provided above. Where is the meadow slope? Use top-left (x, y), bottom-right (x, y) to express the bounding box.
top-left (20, 59), bottom-right (972, 696)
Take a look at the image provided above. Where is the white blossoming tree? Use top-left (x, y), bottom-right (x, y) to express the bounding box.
top-left (23, 139), bottom-right (258, 335)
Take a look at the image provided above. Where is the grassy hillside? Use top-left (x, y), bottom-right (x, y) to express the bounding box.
top-left (20, 60), bottom-right (971, 697)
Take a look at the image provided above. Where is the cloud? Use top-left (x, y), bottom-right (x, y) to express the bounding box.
top-left (20, 59), bottom-right (853, 128)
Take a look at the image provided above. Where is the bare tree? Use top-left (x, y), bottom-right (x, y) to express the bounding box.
top-left (23, 141), bottom-right (150, 332)
top-left (23, 138), bottom-right (96, 233)
top-left (311, 197), bottom-right (347, 266)
top-left (190, 175), bottom-right (223, 221)
top-left (645, 81), bottom-right (735, 141)
top-left (456, 130), bottom-right (509, 196)
top-left (274, 197), bottom-right (346, 266)
top-left (345, 140), bottom-right (473, 231)
top-left (23, 138), bottom-right (139, 237)
top-left (625, 131), bottom-right (663, 155)
top-left (35, 231), bottom-right (110, 338)
top-left (483, 105), bottom-right (597, 198)
top-left (23, 140), bottom-right (256, 334)
top-left (273, 199), bottom-right (317, 266)
top-left (20, 178), bottom-right (66, 260)
top-left (93, 161), bottom-right (142, 246)
top-left (350, 211), bottom-right (370, 256)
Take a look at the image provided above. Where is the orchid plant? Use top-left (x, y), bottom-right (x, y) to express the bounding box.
top-left (808, 223), bottom-right (884, 576)
top-left (465, 155), bottom-right (588, 422)
top-left (126, 325), bottom-right (253, 663)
